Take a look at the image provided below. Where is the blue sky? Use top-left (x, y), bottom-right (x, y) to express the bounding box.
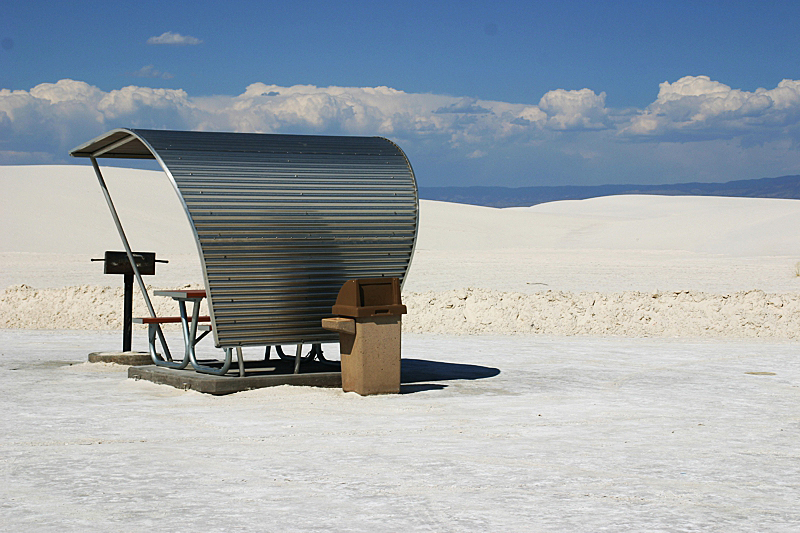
top-left (3, 0), bottom-right (800, 187)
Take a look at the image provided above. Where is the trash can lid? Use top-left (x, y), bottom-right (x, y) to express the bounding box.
top-left (331, 278), bottom-right (407, 318)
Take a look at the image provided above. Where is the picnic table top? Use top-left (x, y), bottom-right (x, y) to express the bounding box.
top-left (154, 289), bottom-right (207, 300)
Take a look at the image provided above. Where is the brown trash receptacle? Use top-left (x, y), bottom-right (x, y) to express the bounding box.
top-left (322, 278), bottom-right (407, 395)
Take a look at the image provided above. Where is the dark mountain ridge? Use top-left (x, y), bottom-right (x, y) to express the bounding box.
top-left (419, 174), bottom-right (800, 207)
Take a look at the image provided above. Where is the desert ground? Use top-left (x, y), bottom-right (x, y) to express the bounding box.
top-left (1, 165), bottom-right (799, 531)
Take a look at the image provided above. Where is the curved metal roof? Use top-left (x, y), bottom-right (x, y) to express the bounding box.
top-left (71, 128), bottom-right (418, 347)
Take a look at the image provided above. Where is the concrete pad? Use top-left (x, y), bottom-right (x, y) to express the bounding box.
top-left (128, 360), bottom-right (342, 395)
top-left (88, 351), bottom-right (152, 365)
top-left (125, 357), bottom-right (496, 395)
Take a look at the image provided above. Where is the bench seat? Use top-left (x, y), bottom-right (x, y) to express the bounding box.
top-left (133, 316), bottom-right (211, 324)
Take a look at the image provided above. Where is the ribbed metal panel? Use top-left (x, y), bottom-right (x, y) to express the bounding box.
top-left (71, 129), bottom-right (418, 348)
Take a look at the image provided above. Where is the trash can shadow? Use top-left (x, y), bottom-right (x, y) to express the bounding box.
top-left (399, 359), bottom-right (501, 394)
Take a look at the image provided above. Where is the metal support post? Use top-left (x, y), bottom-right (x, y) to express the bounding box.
top-left (90, 157), bottom-right (156, 316)
top-left (90, 157), bottom-right (170, 356)
top-left (294, 344), bottom-right (302, 374)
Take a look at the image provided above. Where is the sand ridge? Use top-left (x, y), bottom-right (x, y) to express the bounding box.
top-left (404, 287), bottom-right (800, 337)
top-left (3, 284), bottom-right (800, 339)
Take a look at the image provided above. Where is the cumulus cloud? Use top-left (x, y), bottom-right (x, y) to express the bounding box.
top-left (97, 86), bottom-right (197, 128)
top-left (0, 80), bottom-right (106, 157)
top-left (0, 79), bottom-right (620, 160)
top-left (4, 76), bottom-right (800, 175)
top-left (538, 88), bottom-right (610, 131)
top-left (196, 83), bottom-right (545, 145)
top-left (622, 75), bottom-right (800, 140)
top-left (434, 98), bottom-right (492, 114)
top-left (0, 80), bottom-right (203, 160)
top-left (146, 32), bottom-right (202, 45)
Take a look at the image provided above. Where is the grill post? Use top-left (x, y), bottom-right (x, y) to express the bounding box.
top-left (91, 251), bottom-right (166, 352)
top-left (123, 273), bottom-right (134, 352)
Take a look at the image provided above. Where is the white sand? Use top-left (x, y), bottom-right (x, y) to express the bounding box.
top-left (3, 166), bottom-right (800, 531)
top-left (3, 165), bottom-right (800, 337)
top-left (406, 196), bottom-right (800, 294)
top-left (3, 329), bottom-right (799, 531)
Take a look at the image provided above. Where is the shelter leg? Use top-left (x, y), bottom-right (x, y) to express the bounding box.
top-left (90, 157), bottom-right (158, 319)
top-left (237, 347), bottom-right (245, 377)
top-left (294, 344), bottom-right (302, 374)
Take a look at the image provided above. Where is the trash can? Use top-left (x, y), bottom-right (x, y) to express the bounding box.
top-left (322, 278), bottom-right (407, 395)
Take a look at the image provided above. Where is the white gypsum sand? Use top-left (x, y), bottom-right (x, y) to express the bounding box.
top-left (3, 167), bottom-right (800, 531)
top-left (3, 165), bottom-right (800, 337)
top-left (3, 285), bottom-right (800, 339)
top-left (2, 329), bottom-right (799, 531)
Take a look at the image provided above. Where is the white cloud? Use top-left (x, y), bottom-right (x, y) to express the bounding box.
top-left (0, 80), bottom-right (106, 153)
top-left (146, 32), bottom-right (202, 45)
top-left (434, 98), bottom-right (493, 114)
top-left (5, 76), bottom-right (800, 183)
top-left (2, 80), bottom-right (582, 167)
top-left (97, 86), bottom-right (197, 128)
top-left (0, 80), bottom-right (204, 157)
top-left (195, 83), bottom-right (549, 145)
top-left (28, 79), bottom-right (105, 105)
top-left (538, 88), bottom-right (610, 131)
top-left (622, 75), bottom-right (800, 140)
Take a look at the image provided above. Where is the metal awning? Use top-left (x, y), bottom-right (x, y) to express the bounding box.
top-left (71, 128), bottom-right (418, 348)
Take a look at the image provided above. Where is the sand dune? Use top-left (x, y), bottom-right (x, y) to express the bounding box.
top-left (419, 194), bottom-right (800, 256)
top-left (1, 165), bottom-right (202, 289)
top-left (1, 165), bottom-right (196, 255)
top-left (410, 196), bottom-right (800, 294)
top-left (3, 165), bottom-right (800, 336)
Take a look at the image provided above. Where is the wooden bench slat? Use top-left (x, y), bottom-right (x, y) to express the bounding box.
top-left (133, 316), bottom-right (211, 324)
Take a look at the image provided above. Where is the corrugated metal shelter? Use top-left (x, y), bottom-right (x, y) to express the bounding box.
top-left (70, 129), bottom-right (418, 348)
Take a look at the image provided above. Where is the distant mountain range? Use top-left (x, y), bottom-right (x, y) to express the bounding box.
top-left (419, 174), bottom-right (800, 207)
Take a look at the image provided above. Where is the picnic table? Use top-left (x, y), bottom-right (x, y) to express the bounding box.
top-left (138, 289), bottom-right (325, 377)
top-left (136, 289), bottom-right (244, 377)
